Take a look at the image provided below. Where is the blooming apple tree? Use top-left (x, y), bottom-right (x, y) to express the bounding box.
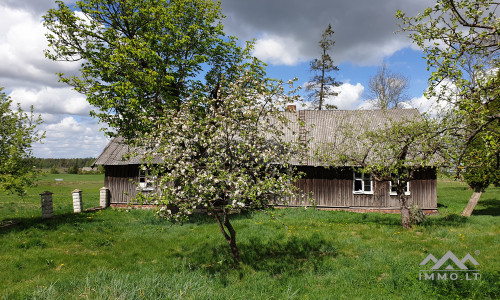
top-left (138, 64), bottom-right (303, 263)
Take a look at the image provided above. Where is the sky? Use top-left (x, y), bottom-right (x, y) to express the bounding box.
top-left (0, 0), bottom-right (439, 158)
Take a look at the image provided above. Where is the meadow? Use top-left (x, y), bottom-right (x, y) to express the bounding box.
top-left (0, 174), bottom-right (499, 299)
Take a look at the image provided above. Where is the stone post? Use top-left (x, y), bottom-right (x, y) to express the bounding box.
top-left (40, 191), bottom-right (53, 219)
top-left (100, 187), bottom-right (110, 208)
top-left (72, 189), bottom-right (83, 213)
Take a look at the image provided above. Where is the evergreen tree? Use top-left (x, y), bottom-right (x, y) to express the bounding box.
top-left (305, 24), bottom-right (341, 110)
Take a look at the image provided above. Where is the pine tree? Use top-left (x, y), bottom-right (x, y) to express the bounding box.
top-left (305, 24), bottom-right (341, 110)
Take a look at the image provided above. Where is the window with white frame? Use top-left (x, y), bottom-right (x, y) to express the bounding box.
top-left (138, 168), bottom-right (155, 191)
top-left (389, 180), bottom-right (410, 196)
top-left (353, 171), bottom-right (372, 194)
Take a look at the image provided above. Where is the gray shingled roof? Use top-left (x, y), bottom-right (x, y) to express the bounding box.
top-left (94, 109), bottom-right (421, 166)
top-left (93, 136), bottom-right (163, 166)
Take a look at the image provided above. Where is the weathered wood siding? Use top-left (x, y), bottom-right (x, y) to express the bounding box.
top-left (410, 167), bottom-right (438, 209)
top-left (104, 165), bottom-right (139, 204)
top-left (104, 165), bottom-right (437, 210)
top-left (289, 166), bottom-right (437, 209)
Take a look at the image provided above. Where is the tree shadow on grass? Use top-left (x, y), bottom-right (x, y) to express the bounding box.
top-left (0, 210), bottom-right (101, 235)
top-left (184, 233), bottom-right (337, 276)
top-left (240, 233), bottom-right (337, 274)
top-left (470, 199), bottom-right (500, 216)
top-left (421, 213), bottom-right (469, 227)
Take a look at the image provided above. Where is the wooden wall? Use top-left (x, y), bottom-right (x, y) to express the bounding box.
top-left (104, 165), bottom-right (437, 210)
top-left (289, 166), bottom-right (437, 209)
top-left (104, 165), bottom-right (140, 204)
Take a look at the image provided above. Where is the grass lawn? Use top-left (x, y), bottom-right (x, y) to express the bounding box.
top-left (0, 174), bottom-right (499, 299)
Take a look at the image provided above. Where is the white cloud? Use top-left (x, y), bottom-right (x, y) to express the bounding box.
top-left (325, 82), bottom-right (365, 110)
top-left (10, 87), bottom-right (91, 116)
top-left (408, 95), bottom-right (449, 116)
top-left (0, 4), bottom-right (79, 89)
top-left (35, 116), bottom-right (109, 158)
top-left (253, 34), bottom-right (306, 66)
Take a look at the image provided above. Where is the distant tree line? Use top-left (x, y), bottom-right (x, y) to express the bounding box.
top-left (33, 158), bottom-right (97, 171)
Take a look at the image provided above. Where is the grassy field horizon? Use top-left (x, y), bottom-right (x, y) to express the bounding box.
top-left (0, 174), bottom-right (499, 299)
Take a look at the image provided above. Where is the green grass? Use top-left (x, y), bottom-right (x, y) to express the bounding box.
top-left (0, 173), bottom-right (103, 220)
top-left (0, 174), bottom-right (499, 299)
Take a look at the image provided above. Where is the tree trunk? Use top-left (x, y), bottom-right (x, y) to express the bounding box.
top-left (214, 211), bottom-right (241, 263)
top-left (399, 194), bottom-right (412, 229)
top-left (461, 188), bottom-right (483, 217)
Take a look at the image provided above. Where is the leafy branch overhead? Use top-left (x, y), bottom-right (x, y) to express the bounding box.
top-left (315, 110), bottom-right (450, 228)
top-left (397, 0), bottom-right (499, 216)
top-left (44, 0), bottom-right (236, 140)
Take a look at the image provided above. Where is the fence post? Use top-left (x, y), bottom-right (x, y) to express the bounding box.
top-left (72, 189), bottom-right (83, 213)
top-left (100, 187), bottom-right (110, 208)
top-left (40, 191), bottom-right (54, 219)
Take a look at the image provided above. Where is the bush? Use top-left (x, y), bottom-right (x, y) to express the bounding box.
top-left (68, 165), bottom-right (79, 174)
top-left (410, 205), bottom-right (426, 225)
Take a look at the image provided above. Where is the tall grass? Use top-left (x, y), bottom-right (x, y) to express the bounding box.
top-left (0, 174), bottom-right (499, 299)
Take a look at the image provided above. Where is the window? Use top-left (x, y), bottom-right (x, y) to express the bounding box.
top-left (390, 180), bottom-right (410, 196)
top-left (353, 171), bottom-right (372, 194)
top-left (138, 168), bottom-right (155, 191)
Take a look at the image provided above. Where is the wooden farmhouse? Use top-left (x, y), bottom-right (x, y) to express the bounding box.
top-left (94, 108), bottom-right (438, 214)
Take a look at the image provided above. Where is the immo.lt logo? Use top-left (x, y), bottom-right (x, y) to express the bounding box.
top-left (419, 250), bottom-right (480, 281)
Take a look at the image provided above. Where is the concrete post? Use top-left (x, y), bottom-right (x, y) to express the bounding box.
top-left (40, 191), bottom-right (54, 219)
top-left (72, 189), bottom-right (83, 213)
top-left (100, 187), bottom-right (110, 208)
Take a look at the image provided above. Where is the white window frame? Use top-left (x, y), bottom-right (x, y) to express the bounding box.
top-left (353, 171), bottom-right (373, 194)
top-left (138, 168), bottom-right (155, 191)
top-left (389, 180), bottom-right (410, 196)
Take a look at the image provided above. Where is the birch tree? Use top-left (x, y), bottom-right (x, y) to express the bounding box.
top-left (367, 63), bottom-right (410, 109)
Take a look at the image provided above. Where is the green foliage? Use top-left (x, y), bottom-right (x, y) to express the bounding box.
top-left (142, 65), bottom-right (301, 224)
top-left (0, 87), bottom-right (44, 196)
top-left (49, 166), bottom-right (59, 174)
top-left (67, 165), bottom-right (79, 174)
top-left (409, 205), bottom-right (426, 225)
top-left (316, 110), bottom-right (450, 228)
top-left (44, 0), bottom-right (231, 140)
top-left (397, 0), bottom-right (500, 189)
top-left (44, 0), bottom-right (302, 263)
top-left (305, 24), bottom-right (341, 110)
top-left (33, 158), bottom-right (96, 170)
top-left (68, 166), bottom-right (78, 174)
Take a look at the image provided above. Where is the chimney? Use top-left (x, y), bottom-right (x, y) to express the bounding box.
top-left (286, 105), bottom-right (296, 112)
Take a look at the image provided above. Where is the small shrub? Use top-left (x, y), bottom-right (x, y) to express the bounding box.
top-left (68, 165), bottom-right (79, 174)
top-left (410, 205), bottom-right (426, 225)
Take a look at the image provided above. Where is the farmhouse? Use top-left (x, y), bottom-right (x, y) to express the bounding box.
top-left (94, 108), bottom-right (437, 214)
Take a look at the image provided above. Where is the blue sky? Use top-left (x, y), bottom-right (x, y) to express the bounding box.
top-left (265, 47), bottom-right (431, 101)
top-left (0, 0), bottom-right (438, 158)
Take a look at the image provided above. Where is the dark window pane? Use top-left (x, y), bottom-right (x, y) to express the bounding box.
top-left (364, 180), bottom-right (371, 192)
top-left (354, 179), bottom-right (362, 191)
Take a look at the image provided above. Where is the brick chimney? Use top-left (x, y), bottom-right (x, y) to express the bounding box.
top-left (286, 105), bottom-right (296, 112)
